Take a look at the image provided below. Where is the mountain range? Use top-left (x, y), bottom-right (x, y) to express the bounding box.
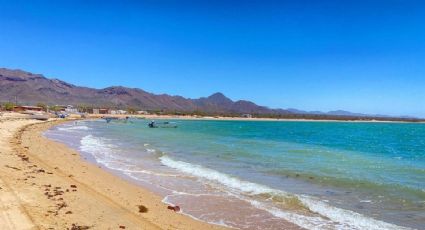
top-left (0, 68), bottom-right (416, 119)
top-left (0, 68), bottom-right (288, 115)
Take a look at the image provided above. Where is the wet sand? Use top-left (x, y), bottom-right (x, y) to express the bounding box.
top-left (0, 116), bottom-right (230, 229)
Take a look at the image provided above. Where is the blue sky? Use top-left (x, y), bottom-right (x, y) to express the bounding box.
top-left (1, 0), bottom-right (424, 117)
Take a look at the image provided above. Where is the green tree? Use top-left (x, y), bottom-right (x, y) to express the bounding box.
top-left (77, 104), bottom-right (89, 113)
top-left (3, 102), bottom-right (15, 111)
top-left (49, 105), bottom-right (60, 112)
top-left (127, 107), bottom-right (136, 114)
top-left (36, 102), bottom-right (47, 111)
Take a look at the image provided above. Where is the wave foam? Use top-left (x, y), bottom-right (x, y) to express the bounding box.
top-left (160, 155), bottom-right (292, 197)
top-left (159, 155), bottom-right (411, 230)
top-left (80, 135), bottom-right (118, 164)
top-left (77, 135), bottom-right (411, 230)
top-left (58, 125), bottom-right (92, 131)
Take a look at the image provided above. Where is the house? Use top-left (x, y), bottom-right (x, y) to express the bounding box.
top-left (137, 110), bottom-right (149, 115)
top-left (65, 105), bottom-right (78, 114)
top-left (98, 109), bottom-right (109, 114)
top-left (109, 110), bottom-right (127, 115)
top-left (91, 108), bottom-right (110, 114)
top-left (54, 105), bottom-right (67, 111)
top-left (13, 106), bottom-right (43, 112)
top-left (241, 114), bottom-right (253, 118)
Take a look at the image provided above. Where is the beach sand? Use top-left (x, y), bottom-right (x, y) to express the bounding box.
top-left (0, 116), bottom-right (229, 230)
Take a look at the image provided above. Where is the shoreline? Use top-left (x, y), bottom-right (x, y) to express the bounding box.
top-left (1, 116), bottom-right (420, 229)
top-left (0, 117), bottom-right (229, 229)
top-left (88, 113), bottom-right (425, 123)
top-left (45, 119), bottom-right (304, 230)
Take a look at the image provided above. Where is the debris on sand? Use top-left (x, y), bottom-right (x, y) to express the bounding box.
top-left (5, 165), bottom-right (21, 171)
top-left (69, 224), bottom-right (91, 230)
top-left (137, 205), bottom-right (148, 213)
top-left (57, 202), bottom-right (68, 210)
top-left (167, 205), bottom-right (180, 212)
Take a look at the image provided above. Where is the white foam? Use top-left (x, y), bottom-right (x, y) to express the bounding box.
top-left (298, 196), bottom-right (411, 230)
top-left (160, 155), bottom-right (291, 196)
top-left (80, 135), bottom-right (119, 165)
top-left (160, 155), bottom-right (411, 230)
top-left (121, 168), bottom-right (180, 177)
top-left (80, 135), bottom-right (183, 180)
top-left (77, 135), bottom-right (411, 230)
top-left (58, 125), bottom-right (92, 131)
top-left (162, 195), bottom-right (237, 229)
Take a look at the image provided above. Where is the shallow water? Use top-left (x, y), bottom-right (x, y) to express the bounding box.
top-left (44, 119), bottom-right (425, 230)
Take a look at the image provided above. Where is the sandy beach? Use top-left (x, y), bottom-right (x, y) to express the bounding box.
top-left (0, 115), bottom-right (228, 230)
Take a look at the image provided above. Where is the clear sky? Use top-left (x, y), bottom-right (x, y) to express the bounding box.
top-left (1, 0), bottom-right (424, 117)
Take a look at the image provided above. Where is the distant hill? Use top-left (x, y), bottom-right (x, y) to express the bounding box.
top-left (287, 108), bottom-right (390, 118)
top-left (0, 68), bottom-right (420, 121)
top-left (0, 68), bottom-right (290, 115)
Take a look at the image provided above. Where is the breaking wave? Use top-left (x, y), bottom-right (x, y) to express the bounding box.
top-left (58, 125), bottom-right (92, 132)
top-left (159, 155), bottom-right (411, 230)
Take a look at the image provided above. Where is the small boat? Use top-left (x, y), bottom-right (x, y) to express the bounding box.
top-left (30, 114), bottom-right (50, 121)
top-left (104, 116), bottom-right (130, 123)
top-left (103, 117), bottom-right (119, 123)
top-left (148, 121), bottom-right (177, 128)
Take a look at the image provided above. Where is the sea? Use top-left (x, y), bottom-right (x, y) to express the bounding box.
top-left (44, 119), bottom-right (425, 230)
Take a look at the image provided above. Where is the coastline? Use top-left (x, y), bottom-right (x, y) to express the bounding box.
top-left (1, 115), bottom-right (421, 229)
top-left (0, 117), bottom-right (229, 230)
top-left (89, 113), bottom-right (425, 123)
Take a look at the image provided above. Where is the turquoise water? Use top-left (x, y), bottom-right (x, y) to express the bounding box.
top-left (45, 119), bottom-right (425, 230)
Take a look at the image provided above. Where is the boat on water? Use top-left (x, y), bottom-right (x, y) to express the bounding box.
top-left (148, 121), bottom-right (177, 128)
top-left (103, 116), bottom-right (130, 123)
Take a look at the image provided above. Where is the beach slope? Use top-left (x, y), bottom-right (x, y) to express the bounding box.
top-left (0, 118), bottom-right (227, 230)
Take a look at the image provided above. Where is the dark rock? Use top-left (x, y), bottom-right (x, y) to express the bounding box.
top-left (70, 224), bottom-right (91, 230)
top-left (137, 205), bottom-right (148, 213)
top-left (167, 205), bottom-right (181, 212)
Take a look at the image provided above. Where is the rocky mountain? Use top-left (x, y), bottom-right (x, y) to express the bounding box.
top-left (0, 68), bottom-right (290, 115)
top-left (1, 68), bottom-right (419, 120)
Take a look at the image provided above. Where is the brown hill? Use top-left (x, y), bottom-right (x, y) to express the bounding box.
top-left (0, 68), bottom-right (290, 115)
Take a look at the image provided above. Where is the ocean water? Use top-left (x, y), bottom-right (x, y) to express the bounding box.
top-left (44, 119), bottom-right (425, 230)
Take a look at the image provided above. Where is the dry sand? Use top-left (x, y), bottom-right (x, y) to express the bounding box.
top-left (0, 115), bottom-right (228, 230)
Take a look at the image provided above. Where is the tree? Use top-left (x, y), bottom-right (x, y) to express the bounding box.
top-left (36, 103), bottom-right (47, 111)
top-left (49, 105), bottom-right (60, 112)
top-left (77, 104), bottom-right (89, 113)
top-left (3, 102), bottom-right (15, 111)
top-left (127, 107), bottom-right (136, 114)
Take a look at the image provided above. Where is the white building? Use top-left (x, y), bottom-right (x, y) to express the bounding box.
top-left (65, 105), bottom-right (78, 114)
top-left (137, 110), bottom-right (149, 115)
top-left (241, 114), bottom-right (253, 118)
top-left (110, 110), bottom-right (127, 115)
